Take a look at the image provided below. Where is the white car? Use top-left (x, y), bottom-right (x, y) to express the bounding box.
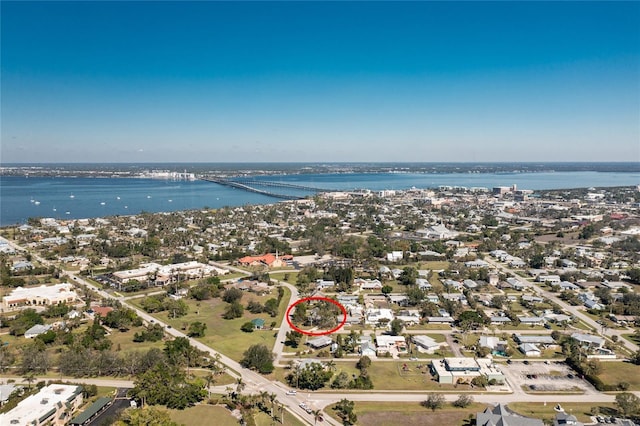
top-left (286, 390), bottom-right (297, 396)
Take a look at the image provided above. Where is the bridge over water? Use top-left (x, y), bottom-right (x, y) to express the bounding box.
top-left (199, 176), bottom-right (335, 200)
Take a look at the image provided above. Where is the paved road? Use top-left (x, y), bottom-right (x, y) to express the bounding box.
top-left (9, 239), bottom-right (637, 425)
top-left (209, 262), bottom-right (303, 367)
top-left (3, 247), bottom-right (323, 426)
top-left (70, 265), bottom-right (332, 425)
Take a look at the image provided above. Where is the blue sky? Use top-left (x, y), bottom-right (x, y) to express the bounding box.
top-left (1, 1), bottom-right (639, 163)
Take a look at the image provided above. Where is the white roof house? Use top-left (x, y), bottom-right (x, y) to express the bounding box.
top-left (365, 308), bottom-right (395, 325)
top-left (412, 335), bottom-right (443, 353)
top-left (519, 343), bottom-right (542, 357)
top-left (375, 335), bottom-right (407, 355)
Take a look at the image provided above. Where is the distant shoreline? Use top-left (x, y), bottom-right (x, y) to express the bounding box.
top-left (1, 162), bottom-right (639, 178)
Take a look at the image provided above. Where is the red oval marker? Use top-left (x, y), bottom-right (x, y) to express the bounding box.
top-left (285, 297), bottom-right (347, 336)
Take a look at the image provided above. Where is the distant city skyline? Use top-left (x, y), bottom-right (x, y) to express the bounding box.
top-left (1, 1), bottom-right (639, 163)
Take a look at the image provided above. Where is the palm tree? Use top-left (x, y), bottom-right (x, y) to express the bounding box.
top-left (235, 377), bottom-right (246, 394)
top-left (325, 360), bottom-right (337, 372)
top-left (205, 372), bottom-right (216, 399)
top-left (312, 409), bottom-right (323, 425)
top-left (278, 402), bottom-right (285, 424)
top-left (23, 373), bottom-right (35, 391)
top-left (268, 393), bottom-right (277, 419)
top-left (259, 390), bottom-right (269, 412)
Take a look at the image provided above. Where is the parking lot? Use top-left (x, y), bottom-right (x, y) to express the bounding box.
top-left (501, 361), bottom-right (596, 394)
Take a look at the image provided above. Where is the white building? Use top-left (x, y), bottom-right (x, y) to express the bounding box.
top-left (375, 335), bottom-right (407, 356)
top-left (431, 357), bottom-right (505, 384)
top-left (356, 278), bottom-right (383, 291)
top-left (365, 308), bottom-right (395, 326)
top-left (2, 284), bottom-right (78, 310)
top-left (519, 343), bottom-right (542, 357)
top-left (0, 384), bottom-right (83, 425)
top-left (413, 335), bottom-right (445, 353)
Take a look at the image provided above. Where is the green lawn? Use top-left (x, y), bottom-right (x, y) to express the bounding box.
top-left (269, 271), bottom-right (299, 283)
top-left (168, 405), bottom-right (239, 426)
top-left (622, 333), bottom-right (640, 346)
top-left (254, 409), bottom-right (306, 426)
top-left (277, 359), bottom-right (466, 391)
top-left (137, 287), bottom-right (292, 362)
top-left (326, 401), bottom-right (484, 426)
top-left (108, 327), bottom-right (166, 353)
top-left (597, 361), bottom-right (640, 390)
top-left (508, 402), bottom-right (617, 423)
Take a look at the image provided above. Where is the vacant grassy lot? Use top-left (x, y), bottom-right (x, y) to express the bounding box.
top-left (509, 402), bottom-right (617, 423)
top-left (326, 401), bottom-right (484, 426)
top-left (623, 333), bottom-right (640, 346)
top-left (269, 271), bottom-right (299, 283)
top-left (138, 286), bottom-right (291, 362)
top-left (254, 410), bottom-right (306, 426)
top-left (168, 405), bottom-right (239, 426)
top-left (108, 327), bottom-right (166, 353)
top-left (597, 361), bottom-right (640, 390)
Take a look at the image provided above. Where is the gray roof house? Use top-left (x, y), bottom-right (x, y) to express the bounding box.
top-left (476, 403), bottom-right (543, 426)
top-left (24, 324), bottom-right (52, 339)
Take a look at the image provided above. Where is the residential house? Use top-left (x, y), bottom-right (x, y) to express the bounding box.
top-left (416, 278), bottom-right (432, 290)
top-left (375, 335), bottom-right (407, 356)
top-left (513, 335), bottom-right (556, 347)
top-left (490, 316), bottom-right (511, 326)
top-left (518, 316), bottom-right (545, 326)
top-left (519, 343), bottom-right (542, 357)
top-left (570, 333), bottom-right (604, 350)
top-left (463, 279), bottom-right (478, 289)
top-left (315, 279), bottom-right (335, 290)
top-left (476, 403), bottom-right (543, 426)
top-left (427, 316), bottom-right (455, 325)
top-left (306, 336), bottom-right (333, 349)
top-left (251, 318), bottom-right (265, 330)
top-left (365, 308), bottom-right (395, 326)
top-left (537, 275), bottom-right (561, 284)
top-left (356, 278), bottom-right (383, 291)
top-left (386, 251), bottom-right (404, 262)
top-left (478, 336), bottom-right (508, 353)
top-left (553, 410), bottom-right (583, 426)
top-left (24, 324), bottom-right (52, 339)
top-left (413, 335), bottom-right (444, 353)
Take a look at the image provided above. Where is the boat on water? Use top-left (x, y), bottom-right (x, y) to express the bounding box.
top-left (65, 211), bottom-right (70, 215)
top-left (69, 194), bottom-right (75, 199)
top-left (100, 202), bottom-right (106, 205)
top-left (147, 195), bottom-right (152, 199)
top-left (168, 199), bottom-right (173, 202)
top-left (34, 201), bottom-right (40, 205)
top-left (116, 196), bottom-right (121, 200)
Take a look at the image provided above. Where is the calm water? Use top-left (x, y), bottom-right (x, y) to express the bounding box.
top-left (1, 171), bottom-right (638, 226)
